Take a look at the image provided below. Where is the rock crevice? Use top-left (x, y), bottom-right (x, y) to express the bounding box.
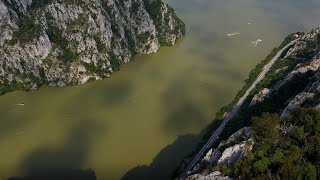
top-left (0, 0), bottom-right (185, 94)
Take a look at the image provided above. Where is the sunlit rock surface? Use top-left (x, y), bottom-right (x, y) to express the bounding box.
top-left (0, 0), bottom-right (185, 92)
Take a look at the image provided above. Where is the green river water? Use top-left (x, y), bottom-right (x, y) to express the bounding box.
top-left (0, 0), bottom-right (319, 179)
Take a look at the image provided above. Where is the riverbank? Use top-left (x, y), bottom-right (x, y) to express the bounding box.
top-left (175, 32), bottom-right (303, 178)
top-left (1, 1), bottom-right (319, 179)
top-left (0, 0), bottom-right (185, 96)
top-left (182, 27), bottom-right (320, 180)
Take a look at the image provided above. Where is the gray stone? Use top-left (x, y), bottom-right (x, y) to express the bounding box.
top-left (0, 0), bottom-right (184, 92)
top-left (188, 171), bottom-right (233, 180)
top-left (250, 88), bottom-right (270, 106)
top-left (281, 92), bottom-right (315, 118)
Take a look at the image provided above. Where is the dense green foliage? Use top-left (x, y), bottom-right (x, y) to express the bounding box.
top-left (94, 35), bottom-right (108, 54)
top-left (143, 0), bottom-right (162, 21)
top-left (109, 52), bottom-right (121, 71)
top-left (124, 28), bottom-right (137, 55)
top-left (230, 108), bottom-right (320, 180)
top-left (81, 61), bottom-right (107, 78)
top-left (130, 1), bottom-right (141, 14)
top-left (219, 70), bottom-right (316, 148)
top-left (30, 0), bottom-right (51, 8)
top-left (9, 16), bottom-right (42, 45)
top-left (59, 48), bottom-right (78, 63)
top-left (46, 23), bottom-right (78, 63)
top-left (0, 81), bottom-right (25, 95)
top-left (0, 70), bottom-right (46, 95)
top-left (136, 32), bottom-right (152, 46)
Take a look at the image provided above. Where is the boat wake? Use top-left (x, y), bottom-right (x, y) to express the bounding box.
top-left (226, 32), bottom-right (240, 37)
top-left (249, 39), bottom-right (262, 46)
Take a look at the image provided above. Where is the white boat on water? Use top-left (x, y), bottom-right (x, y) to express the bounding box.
top-left (16, 103), bottom-right (25, 106)
top-left (226, 32), bottom-right (240, 37)
top-left (249, 39), bottom-right (262, 46)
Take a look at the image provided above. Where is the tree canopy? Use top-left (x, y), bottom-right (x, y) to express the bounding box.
top-left (231, 108), bottom-right (320, 180)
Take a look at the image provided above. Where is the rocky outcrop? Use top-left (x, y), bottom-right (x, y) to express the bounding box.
top-left (273, 58), bottom-right (320, 91)
top-left (248, 28), bottom-right (320, 119)
top-left (209, 127), bottom-right (253, 168)
top-left (306, 71), bottom-right (320, 90)
top-left (186, 27), bottom-right (320, 180)
top-left (280, 70), bottom-right (320, 118)
top-left (272, 28), bottom-right (320, 91)
top-left (187, 128), bottom-right (253, 178)
top-left (249, 88), bottom-right (270, 106)
top-left (251, 27), bottom-right (320, 107)
top-left (216, 138), bottom-right (253, 167)
top-left (280, 92), bottom-right (315, 118)
top-left (0, 0), bottom-right (185, 94)
top-left (187, 171), bottom-right (232, 180)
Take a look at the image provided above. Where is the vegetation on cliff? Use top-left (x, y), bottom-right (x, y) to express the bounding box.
top-left (178, 28), bottom-right (320, 179)
top-left (0, 0), bottom-right (185, 96)
top-left (176, 33), bottom-right (304, 167)
top-left (232, 108), bottom-right (320, 179)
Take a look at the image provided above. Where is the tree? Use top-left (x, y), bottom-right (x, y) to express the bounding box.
top-left (252, 113), bottom-right (280, 143)
top-left (233, 108), bottom-right (320, 179)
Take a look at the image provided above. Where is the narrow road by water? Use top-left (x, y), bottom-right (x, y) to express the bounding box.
top-left (178, 40), bottom-right (297, 179)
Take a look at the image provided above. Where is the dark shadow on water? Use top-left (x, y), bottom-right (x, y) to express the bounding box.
top-left (189, 25), bottom-right (203, 34)
top-left (204, 65), bottom-right (245, 83)
top-left (198, 32), bottom-right (219, 46)
top-left (215, 68), bottom-right (245, 82)
top-left (185, 46), bottom-right (202, 56)
top-left (147, 69), bottom-right (163, 82)
top-left (121, 134), bottom-right (199, 180)
top-left (99, 81), bottom-right (135, 107)
top-left (161, 72), bottom-right (208, 134)
top-left (202, 52), bottom-right (228, 65)
top-left (8, 169), bottom-right (96, 180)
top-left (163, 102), bottom-right (207, 133)
top-left (0, 105), bottom-right (29, 142)
top-left (8, 120), bottom-right (104, 180)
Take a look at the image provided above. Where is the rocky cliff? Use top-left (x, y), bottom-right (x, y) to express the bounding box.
top-left (0, 0), bottom-right (185, 94)
top-left (186, 128), bottom-right (253, 180)
top-left (185, 27), bottom-right (320, 180)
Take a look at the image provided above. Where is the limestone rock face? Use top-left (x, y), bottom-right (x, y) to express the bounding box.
top-left (281, 92), bottom-right (315, 118)
top-left (280, 72), bottom-right (320, 117)
top-left (274, 58), bottom-right (320, 91)
top-left (216, 138), bottom-right (253, 167)
top-left (210, 127), bottom-right (253, 167)
top-left (187, 171), bottom-right (233, 180)
top-left (0, 0), bottom-right (185, 93)
top-left (249, 88), bottom-right (270, 106)
top-left (187, 128), bottom-right (253, 178)
top-left (251, 27), bottom-right (320, 106)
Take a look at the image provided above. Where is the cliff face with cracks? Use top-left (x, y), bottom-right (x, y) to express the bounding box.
top-left (187, 128), bottom-right (252, 180)
top-left (0, 0), bottom-right (185, 94)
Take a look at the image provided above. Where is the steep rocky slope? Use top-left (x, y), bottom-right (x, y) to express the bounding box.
top-left (184, 27), bottom-right (320, 179)
top-left (0, 0), bottom-right (185, 94)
